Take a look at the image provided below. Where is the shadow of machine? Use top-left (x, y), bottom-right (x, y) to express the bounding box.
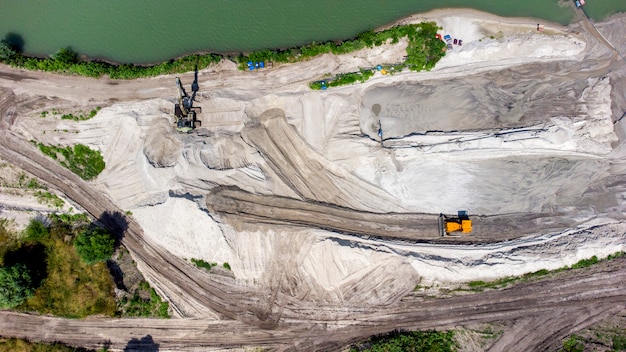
top-left (174, 67), bottom-right (202, 133)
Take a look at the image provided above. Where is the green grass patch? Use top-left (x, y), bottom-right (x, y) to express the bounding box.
top-left (34, 191), bottom-right (65, 209)
top-left (223, 262), bottom-right (231, 270)
top-left (0, 216), bottom-right (117, 318)
top-left (560, 334), bottom-right (584, 352)
top-left (0, 338), bottom-right (96, 352)
top-left (191, 258), bottom-right (217, 271)
top-left (350, 329), bottom-right (457, 352)
top-left (60, 107), bottom-right (101, 121)
top-left (465, 252), bottom-right (624, 292)
top-left (36, 143), bottom-right (105, 181)
top-left (117, 280), bottom-right (170, 318)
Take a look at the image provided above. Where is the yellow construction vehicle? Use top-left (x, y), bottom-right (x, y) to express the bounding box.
top-left (438, 211), bottom-right (472, 236)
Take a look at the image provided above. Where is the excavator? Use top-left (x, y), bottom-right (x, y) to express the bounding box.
top-left (174, 67), bottom-right (202, 133)
top-left (438, 211), bottom-right (472, 236)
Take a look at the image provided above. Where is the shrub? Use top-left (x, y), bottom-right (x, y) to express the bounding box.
top-left (37, 143), bottom-right (105, 180)
top-left (191, 258), bottom-right (217, 271)
top-left (350, 329), bottom-right (457, 352)
top-left (0, 263), bottom-right (35, 308)
top-left (0, 40), bottom-right (16, 60)
top-left (561, 335), bottom-right (584, 352)
top-left (74, 227), bottom-right (115, 264)
top-left (23, 219), bottom-right (49, 241)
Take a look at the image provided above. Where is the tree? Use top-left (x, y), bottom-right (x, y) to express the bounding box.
top-left (0, 263), bottom-right (34, 308)
top-left (0, 40), bottom-right (16, 61)
top-left (74, 227), bottom-right (115, 264)
top-left (51, 47), bottom-right (79, 64)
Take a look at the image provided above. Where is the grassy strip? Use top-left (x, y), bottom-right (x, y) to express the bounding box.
top-left (0, 338), bottom-right (98, 352)
top-left (466, 251), bottom-right (624, 291)
top-left (239, 22), bottom-right (444, 70)
top-left (36, 143), bottom-right (105, 181)
top-left (1, 22), bottom-right (442, 82)
top-left (1, 47), bottom-right (222, 79)
top-left (307, 22), bottom-right (445, 89)
top-left (350, 329), bottom-right (457, 352)
top-left (60, 107), bottom-right (101, 121)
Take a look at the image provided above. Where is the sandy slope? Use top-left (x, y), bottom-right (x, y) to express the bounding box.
top-left (1, 8), bottom-right (626, 333)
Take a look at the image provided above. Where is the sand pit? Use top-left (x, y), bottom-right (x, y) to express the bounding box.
top-left (1, 10), bottom-right (626, 345)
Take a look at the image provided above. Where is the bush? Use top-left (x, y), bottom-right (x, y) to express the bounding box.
top-left (74, 227), bottom-right (115, 264)
top-left (0, 40), bottom-right (16, 61)
top-left (191, 258), bottom-right (217, 271)
top-left (0, 263), bottom-right (35, 308)
top-left (23, 219), bottom-right (49, 241)
top-left (37, 143), bottom-right (105, 180)
top-left (350, 329), bottom-right (457, 352)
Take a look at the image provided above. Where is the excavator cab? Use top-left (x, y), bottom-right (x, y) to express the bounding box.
top-left (439, 211), bottom-right (472, 236)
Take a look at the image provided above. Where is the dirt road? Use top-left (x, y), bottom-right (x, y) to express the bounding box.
top-left (0, 257), bottom-right (623, 351)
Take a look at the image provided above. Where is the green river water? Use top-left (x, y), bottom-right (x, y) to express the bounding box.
top-left (1, 0), bottom-right (625, 64)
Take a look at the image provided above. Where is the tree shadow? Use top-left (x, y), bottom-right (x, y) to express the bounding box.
top-left (124, 335), bottom-right (159, 352)
top-left (3, 243), bottom-right (47, 288)
top-left (106, 259), bottom-right (127, 290)
top-left (4, 32), bottom-right (24, 52)
top-left (97, 210), bottom-right (129, 241)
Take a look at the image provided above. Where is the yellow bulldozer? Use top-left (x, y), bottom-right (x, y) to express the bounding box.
top-left (438, 211), bottom-right (472, 236)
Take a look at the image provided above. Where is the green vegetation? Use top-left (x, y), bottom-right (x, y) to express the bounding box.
top-left (0, 263), bottom-right (35, 308)
top-left (34, 191), bottom-right (65, 209)
top-left (613, 334), bottom-right (626, 351)
top-left (191, 258), bottom-right (218, 271)
top-left (0, 216), bottom-right (117, 318)
top-left (23, 219), bottom-right (49, 241)
top-left (239, 22), bottom-right (444, 71)
top-left (74, 227), bottom-right (116, 264)
top-left (223, 262), bottom-right (231, 270)
top-left (0, 40), bottom-right (17, 61)
top-left (560, 335), bottom-right (584, 352)
top-left (0, 44), bottom-right (222, 79)
top-left (0, 338), bottom-right (98, 352)
top-left (350, 329), bottom-right (457, 352)
top-left (36, 143), bottom-right (105, 180)
top-left (60, 107), bottom-right (101, 121)
top-left (466, 252), bottom-right (625, 291)
top-left (304, 22), bottom-right (445, 89)
top-left (117, 280), bottom-right (170, 318)
top-left (1, 22), bottom-right (443, 84)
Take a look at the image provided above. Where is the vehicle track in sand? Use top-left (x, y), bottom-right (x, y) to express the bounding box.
top-left (0, 257), bottom-right (623, 351)
top-left (1, 119), bottom-right (625, 351)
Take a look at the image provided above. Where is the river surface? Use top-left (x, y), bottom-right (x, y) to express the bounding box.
top-left (1, 0), bottom-right (625, 63)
